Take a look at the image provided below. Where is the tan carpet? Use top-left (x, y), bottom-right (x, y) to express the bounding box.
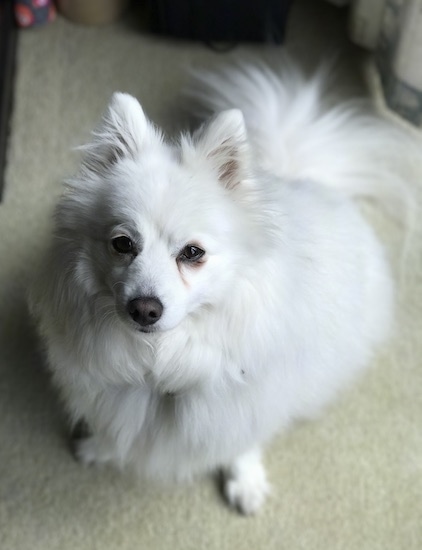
top-left (1, 1), bottom-right (421, 549)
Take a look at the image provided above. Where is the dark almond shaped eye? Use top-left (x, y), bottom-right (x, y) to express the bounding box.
top-left (179, 245), bottom-right (205, 262)
top-left (112, 235), bottom-right (134, 254)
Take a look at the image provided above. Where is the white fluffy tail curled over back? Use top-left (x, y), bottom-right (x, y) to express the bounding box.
top-left (186, 61), bottom-right (417, 219)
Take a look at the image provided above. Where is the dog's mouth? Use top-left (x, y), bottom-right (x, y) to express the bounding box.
top-left (117, 310), bottom-right (160, 334)
top-left (137, 326), bottom-right (158, 334)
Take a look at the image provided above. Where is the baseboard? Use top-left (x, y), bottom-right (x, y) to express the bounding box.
top-left (0, 0), bottom-right (17, 201)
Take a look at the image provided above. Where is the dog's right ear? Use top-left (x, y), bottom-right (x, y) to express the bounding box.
top-left (182, 109), bottom-right (250, 191)
top-left (80, 93), bottom-right (159, 177)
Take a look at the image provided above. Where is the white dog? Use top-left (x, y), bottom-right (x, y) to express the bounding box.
top-left (30, 62), bottom-right (408, 514)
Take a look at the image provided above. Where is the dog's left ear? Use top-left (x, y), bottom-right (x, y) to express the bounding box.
top-left (189, 109), bottom-right (249, 190)
top-left (81, 93), bottom-right (159, 177)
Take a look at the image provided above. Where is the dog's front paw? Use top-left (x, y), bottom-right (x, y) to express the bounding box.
top-left (223, 448), bottom-right (270, 515)
top-left (225, 473), bottom-right (270, 515)
top-left (70, 420), bottom-right (98, 465)
top-left (72, 435), bottom-right (113, 467)
top-left (73, 436), bottom-right (99, 466)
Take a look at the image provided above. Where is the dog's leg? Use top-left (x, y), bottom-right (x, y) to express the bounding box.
top-left (223, 447), bottom-right (270, 515)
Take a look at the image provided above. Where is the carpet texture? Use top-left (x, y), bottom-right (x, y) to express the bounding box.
top-left (1, 1), bottom-right (421, 549)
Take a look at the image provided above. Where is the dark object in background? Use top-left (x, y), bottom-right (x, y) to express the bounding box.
top-left (0, 0), bottom-right (17, 201)
top-left (57, 0), bottom-right (129, 26)
top-left (149, 0), bottom-right (294, 44)
top-left (14, 0), bottom-right (56, 28)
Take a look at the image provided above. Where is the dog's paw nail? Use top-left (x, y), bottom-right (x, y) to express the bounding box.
top-left (225, 476), bottom-right (270, 515)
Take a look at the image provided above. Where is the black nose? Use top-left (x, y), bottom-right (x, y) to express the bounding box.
top-left (127, 297), bottom-right (163, 327)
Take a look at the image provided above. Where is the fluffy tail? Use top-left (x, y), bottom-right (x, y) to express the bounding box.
top-left (186, 60), bottom-right (417, 216)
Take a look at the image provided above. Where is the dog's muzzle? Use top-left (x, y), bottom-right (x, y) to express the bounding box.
top-left (127, 296), bottom-right (163, 327)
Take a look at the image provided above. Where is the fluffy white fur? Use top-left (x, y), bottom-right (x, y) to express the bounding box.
top-left (30, 62), bottom-right (408, 514)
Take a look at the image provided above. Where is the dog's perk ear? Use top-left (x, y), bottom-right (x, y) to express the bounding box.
top-left (80, 93), bottom-right (156, 177)
top-left (191, 109), bottom-right (249, 190)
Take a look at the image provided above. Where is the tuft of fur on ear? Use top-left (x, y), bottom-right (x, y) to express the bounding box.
top-left (192, 109), bottom-right (250, 190)
top-left (80, 92), bottom-right (156, 177)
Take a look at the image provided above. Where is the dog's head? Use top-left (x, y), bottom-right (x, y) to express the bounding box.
top-left (59, 93), bottom-right (257, 334)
